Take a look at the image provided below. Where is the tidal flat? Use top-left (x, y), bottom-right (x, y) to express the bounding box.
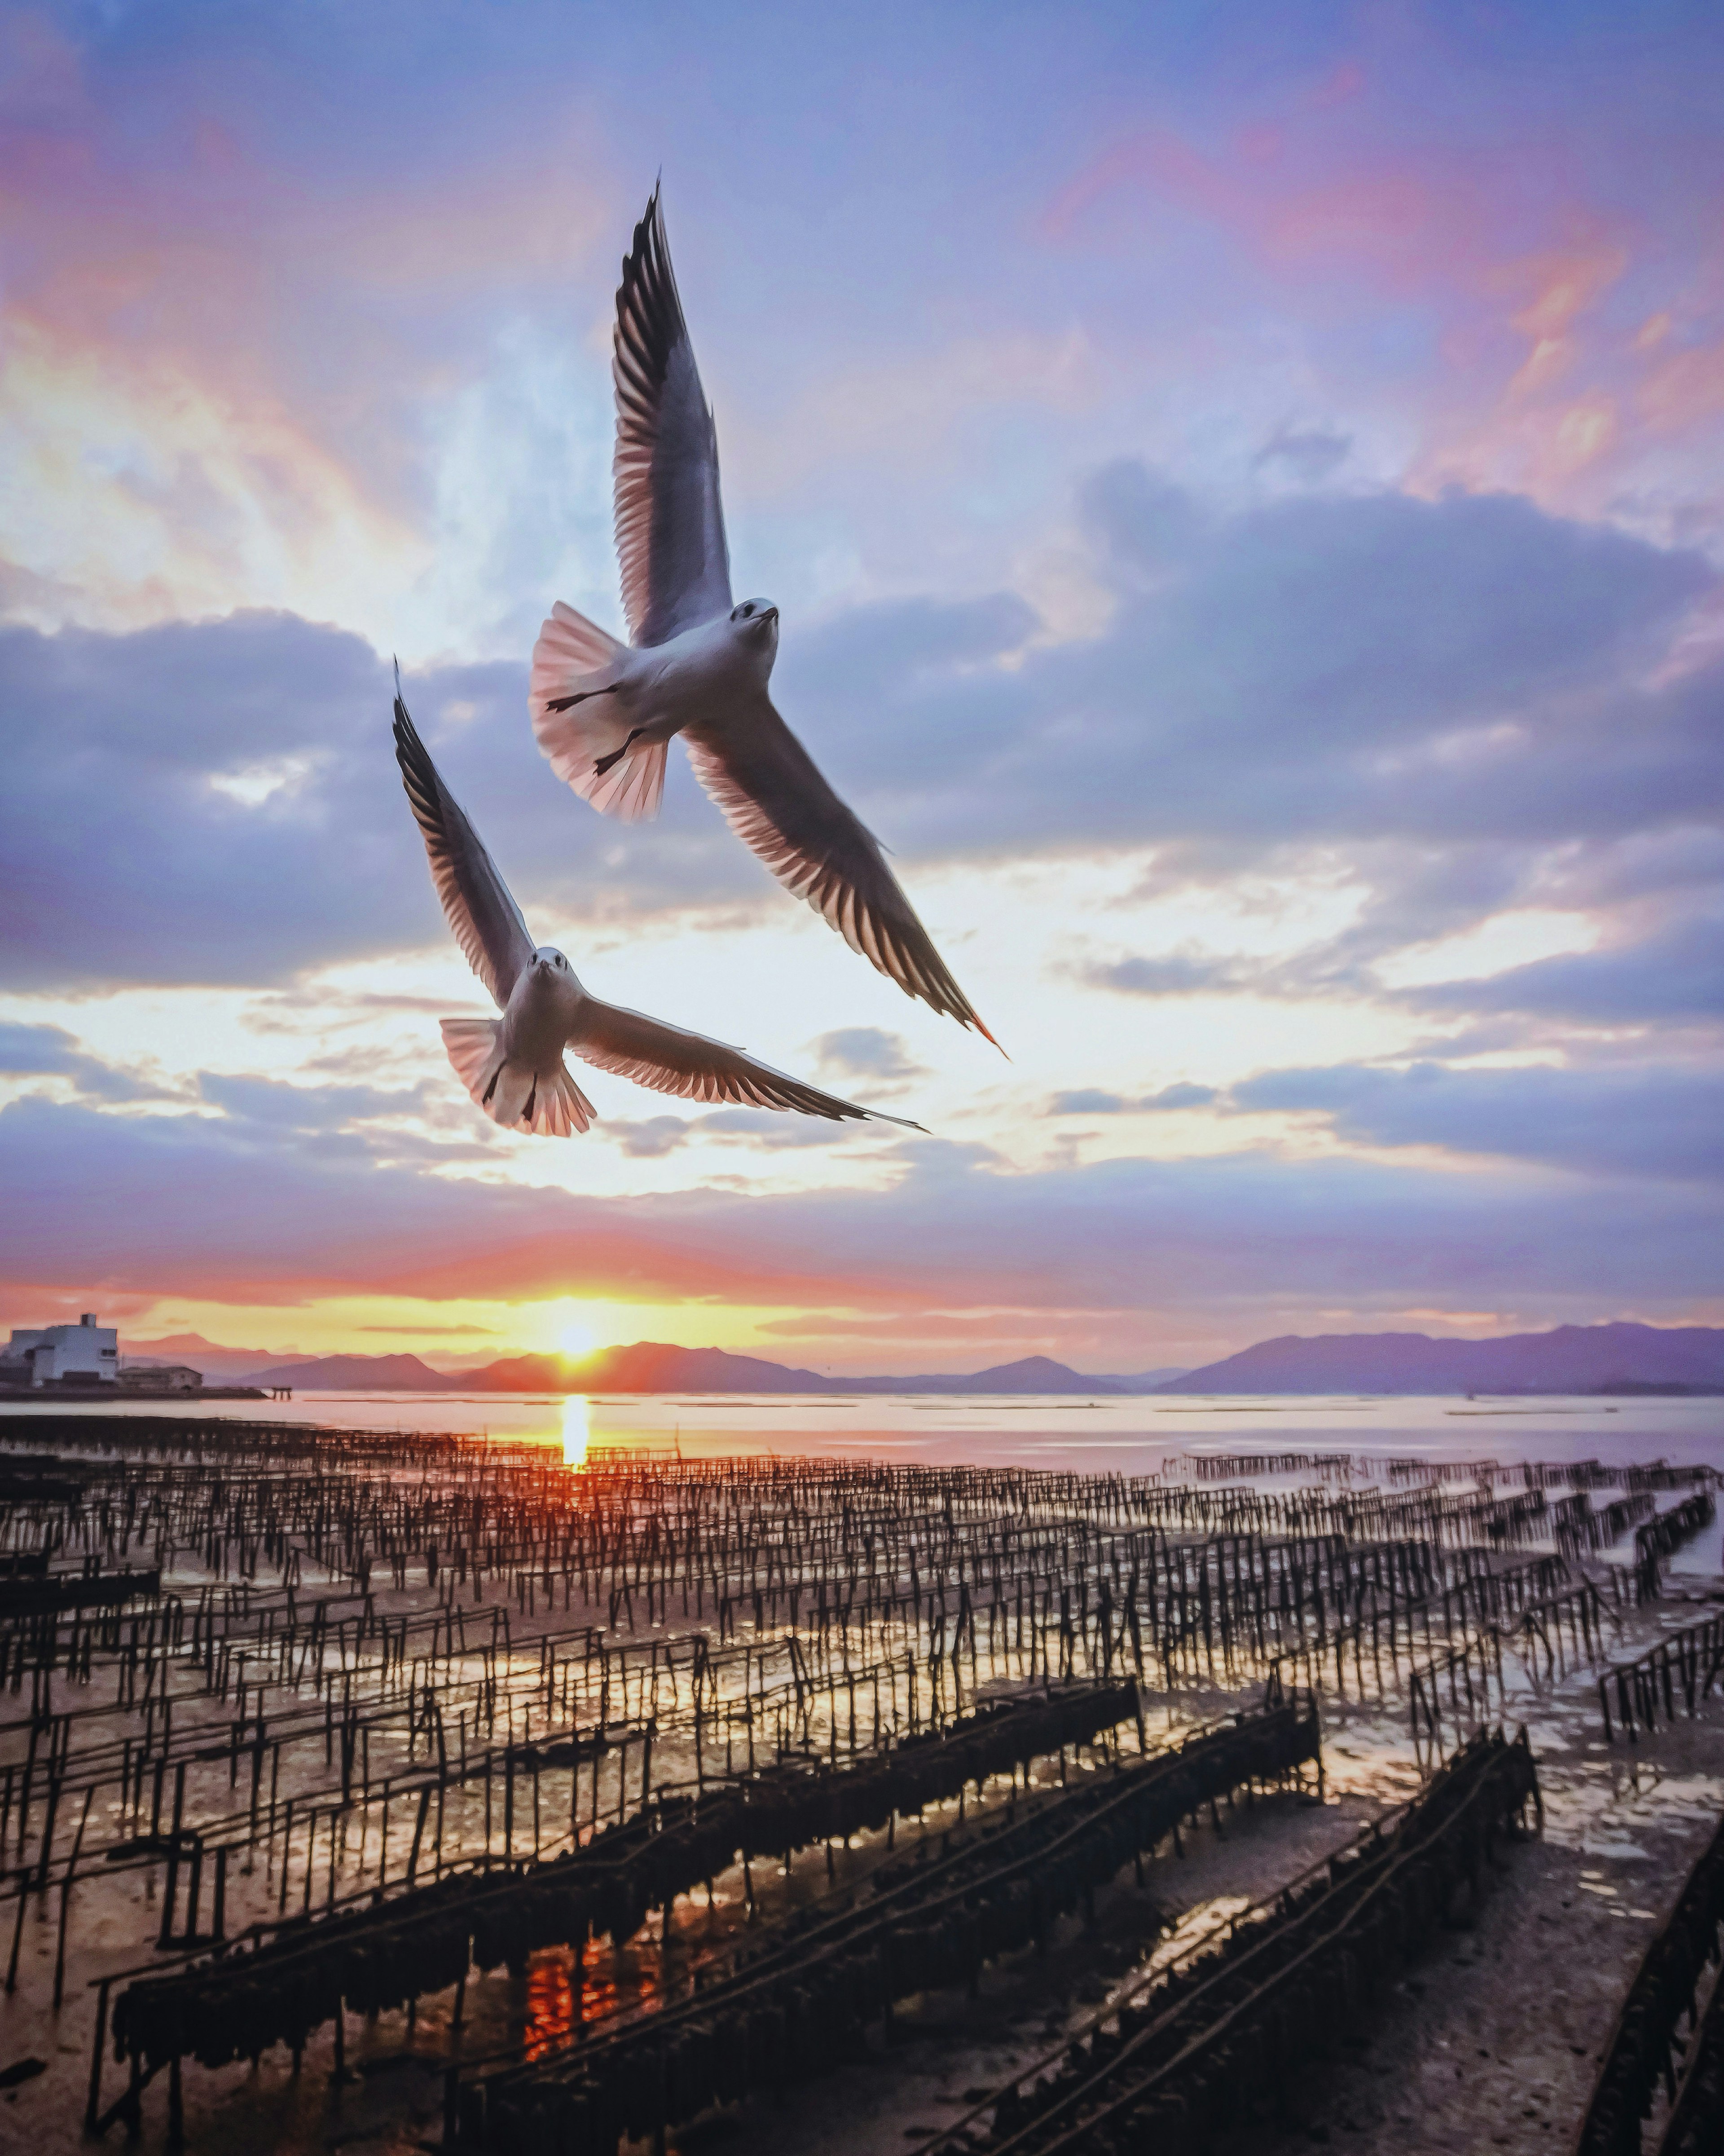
top-left (0, 1405), bottom-right (1719, 2156)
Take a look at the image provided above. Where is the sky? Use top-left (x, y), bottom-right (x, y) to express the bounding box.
top-left (3, 0), bottom-right (1722, 1375)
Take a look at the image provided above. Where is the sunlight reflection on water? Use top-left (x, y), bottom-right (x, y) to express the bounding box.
top-left (562, 1395), bottom-right (589, 1467)
top-left (523, 1938), bottom-right (659, 2059)
top-left (523, 1951), bottom-right (576, 2060)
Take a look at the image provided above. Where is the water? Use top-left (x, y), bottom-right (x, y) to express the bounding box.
top-left (5, 1387), bottom-right (1721, 1474)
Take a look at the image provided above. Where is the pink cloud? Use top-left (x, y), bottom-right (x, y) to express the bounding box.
top-left (1640, 335), bottom-right (1724, 431)
top-left (1037, 109), bottom-right (1724, 524)
top-left (1310, 61), bottom-right (1367, 110)
top-left (0, 29), bottom-right (618, 623)
top-left (1040, 122), bottom-right (1500, 294)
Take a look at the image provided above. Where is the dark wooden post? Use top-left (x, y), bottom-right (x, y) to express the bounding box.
top-left (84, 1975), bottom-right (112, 2132)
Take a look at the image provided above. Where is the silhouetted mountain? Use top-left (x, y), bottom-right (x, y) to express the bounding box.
top-left (127, 1333), bottom-right (288, 1380)
top-left (462, 1345), bottom-right (829, 1393)
top-left (841, 1356), bottom-right (1123, 1396)
top-left (252, 1353), bottom-right (454, 1390)
top-left (451, 1345), bottom-right (1170, 1395)
top-left (1159, 1323), bottom-right (1724, 1396)
top-left (218, 1328), bottom-right (1724, 1400)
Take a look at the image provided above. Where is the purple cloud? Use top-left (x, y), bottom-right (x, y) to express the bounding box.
top-left (1049, 1083), bottom-right (1218, 1114)
top-left (3, 1090), bottom-right (1719, 1329)
top-left (1229, 1059), bottom-right (1724, 1183)
top-left (9, 474), bottom-right (1714, 997)
top-left (813, 1029), bottom-right (927, 1081)
top-left (0, 1021), bottom-right (167, 1103)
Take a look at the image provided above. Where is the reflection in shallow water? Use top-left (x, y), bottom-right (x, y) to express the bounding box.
top-left (523, 1938), bottom-right (661, 2059)
top-left (562, 1394), bottom-right (589, 1467)
top-left (524, 1950), bottom-right (576, 2060)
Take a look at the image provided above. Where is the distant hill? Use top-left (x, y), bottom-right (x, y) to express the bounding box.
top-left (1160, 1323), bottom-right (1724, 1396)
top-left (457, 1347), bottom-right (1114, 1394)
top-left (444, 1352), bottom-right (568, 1393)
top-left (454, 1344), bottom-right (829, 1394)
top-left (128, 1333), bottom-right (289, 1381)
top-left (252, 1353), bottom-right (454, 1390)
top-left (842, 1355), bottom-right (1128, 1396)
top-left (440, 1345), bottom-right (1178, 1396)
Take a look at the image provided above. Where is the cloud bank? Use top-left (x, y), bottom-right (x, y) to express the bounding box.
top-left (3, 1094), bottom-right (1717, 1331)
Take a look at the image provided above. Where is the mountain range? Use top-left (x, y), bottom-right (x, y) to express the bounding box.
top-left (236, 1346), bottom-right (1192, 1395)
top-left (117, 1321), bottom-right (1724, 1397)
top-left (1158, 1322), bottom-right (1724, 1394)
top-left (124, 1332), bottom-right (288, 1381)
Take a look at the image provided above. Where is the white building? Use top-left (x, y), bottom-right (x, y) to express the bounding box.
top-left (5, 1314), bottom-right (119, 1387)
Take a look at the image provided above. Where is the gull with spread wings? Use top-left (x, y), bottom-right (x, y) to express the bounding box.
top-left (394, 684), bottom-right (921, 1139)
top-left (530, 186), bottom-right (998, 1047)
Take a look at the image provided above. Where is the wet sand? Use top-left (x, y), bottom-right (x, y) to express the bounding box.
top-left (1, 1425), bottom-right (1720, 2156)
top-left (702, 1573), bottom-right (1724, 2156)
top-left (6, 1592), bottom-right (1719, 2156)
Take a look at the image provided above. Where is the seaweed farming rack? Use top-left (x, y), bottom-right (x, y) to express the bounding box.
top-left (0, 1413), bottom-right (1717, 2154)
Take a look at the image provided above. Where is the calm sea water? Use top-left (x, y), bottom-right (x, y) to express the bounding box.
top-left (4, 1389), bottom-right (1721, 1475)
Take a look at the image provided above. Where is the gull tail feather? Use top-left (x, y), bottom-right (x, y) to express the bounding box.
top-left (439, 1018), bottom-right (595, 1138)
top-left (531, 600), bottom-right (667, 824)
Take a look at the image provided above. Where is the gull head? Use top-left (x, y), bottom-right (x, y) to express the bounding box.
top-left (529, 946), bottom-right (585, 1010)
top-left (728, 597), bottom-right (779, 679)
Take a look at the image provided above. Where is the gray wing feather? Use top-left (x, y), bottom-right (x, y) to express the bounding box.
top-left (568, 995), bottom-right (921, 1126)
top-left (394, 693), bottom-right (535, 1011)
top-left (613, 186), bottom-right (732, 646)
top-left (683, 703), bottom-right (998, 1043)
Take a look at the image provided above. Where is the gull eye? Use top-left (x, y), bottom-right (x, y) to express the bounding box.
top-left (739, 602), bottom-right (754, 619)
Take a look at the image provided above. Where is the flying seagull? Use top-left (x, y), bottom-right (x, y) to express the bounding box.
top-left (529, 185), bottom-right (998, 1047)
top-left (393, 683), bottom-right (922, 1139)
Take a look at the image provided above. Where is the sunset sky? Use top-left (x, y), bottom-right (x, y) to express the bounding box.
top-left (4, 0), bottom-right (1721, 1374)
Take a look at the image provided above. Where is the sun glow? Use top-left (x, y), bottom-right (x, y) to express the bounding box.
top-left (546, 1297), bottom-right (596, 1358)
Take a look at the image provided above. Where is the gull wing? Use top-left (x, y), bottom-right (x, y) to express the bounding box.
top-left (568, 994), bottom-right (922, 1127)
top-left (613, 185), bottom-right (733, 646)
top-left (393, 689), bottom-right (535, 1012)
top-left (683, 703), bottom-right (998, 1044)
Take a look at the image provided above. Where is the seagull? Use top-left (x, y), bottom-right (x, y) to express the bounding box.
top-left (393, 682), bottom-right (923, 1139)
top-left (529, 185), bottom-right (998, 1048)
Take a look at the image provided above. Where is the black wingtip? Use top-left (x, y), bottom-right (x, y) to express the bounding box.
top-left (628, 182), bottom-right (664, 269)
top-left (391, 656), bottom-right (412, 736)
top-left (391, 680), bottom-right (433, 798)
top-left (621, 176), bottom-right (679, 321)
